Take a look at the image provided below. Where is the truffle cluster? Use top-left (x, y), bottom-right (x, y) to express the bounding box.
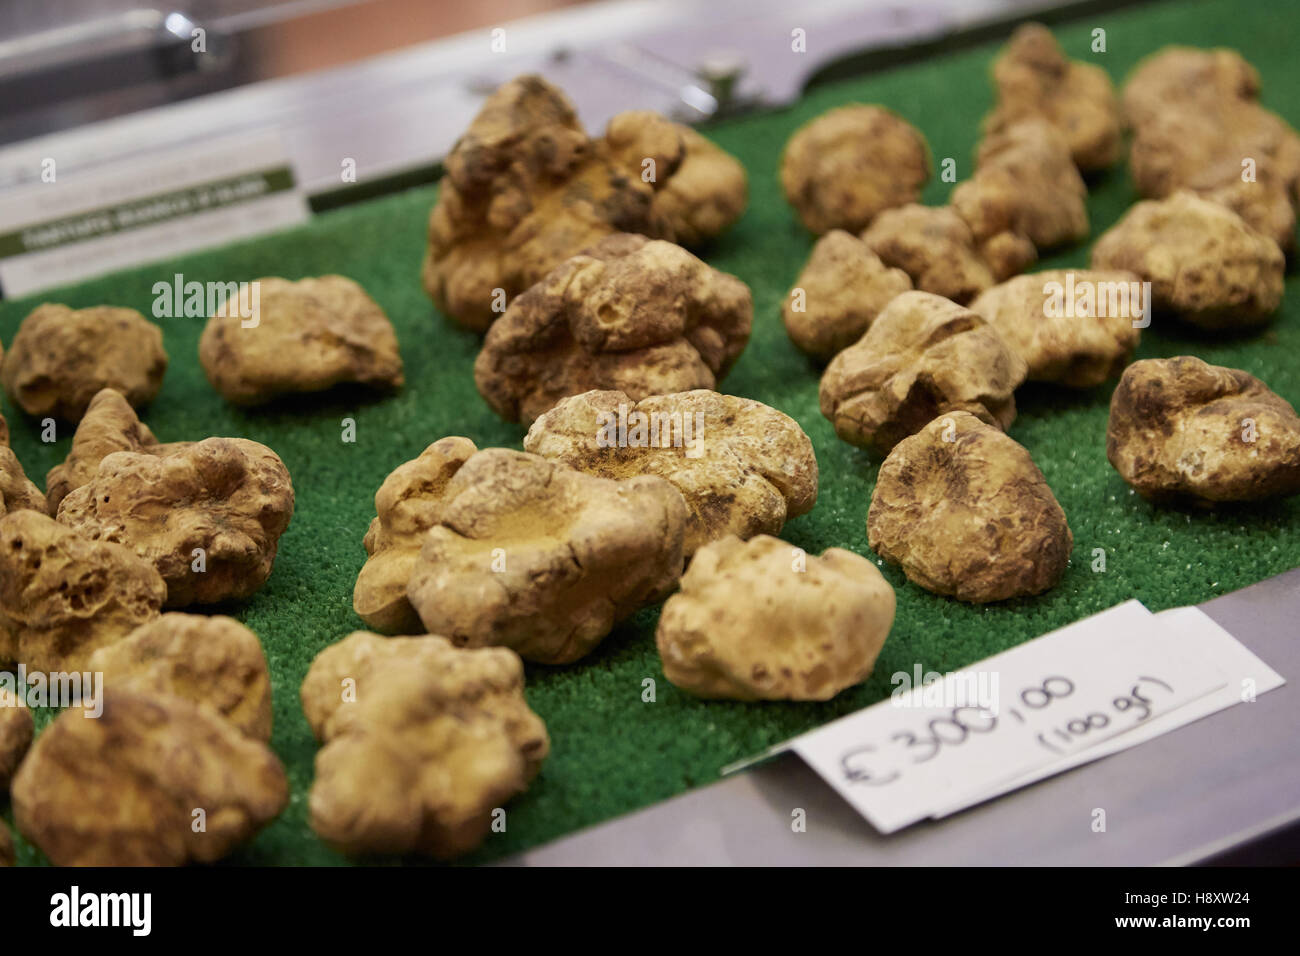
top-left (2, 27), bottom-right (1297, 871)
top-left (0, 391), bottom-right (295, 864)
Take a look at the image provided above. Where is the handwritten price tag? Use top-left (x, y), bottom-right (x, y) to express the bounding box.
top-left (929, 606), bottom-right (1285, 818)
top-left (790, 600), bottom-right (1227, 833)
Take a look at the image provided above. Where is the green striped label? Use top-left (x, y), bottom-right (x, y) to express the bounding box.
top-left (0, 166), bottom-right (296, 260)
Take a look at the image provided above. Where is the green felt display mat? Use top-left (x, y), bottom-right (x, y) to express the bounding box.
top-left (2, 0), bottom-right (1299, 865)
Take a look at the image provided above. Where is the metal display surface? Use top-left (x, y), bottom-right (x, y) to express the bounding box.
top-left (0, 0), bottom-right (1050, 196)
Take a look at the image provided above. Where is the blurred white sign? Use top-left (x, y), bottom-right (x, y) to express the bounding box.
top-left (0, 132), bottom-right (308, 297)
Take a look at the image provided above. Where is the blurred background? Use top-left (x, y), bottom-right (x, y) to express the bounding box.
top-left (0, 0), bottom-right (1068, 293)
top-left (0, 0), bottom-right (1062, 159)
top-left (0, 0), bottom-right (595, 144)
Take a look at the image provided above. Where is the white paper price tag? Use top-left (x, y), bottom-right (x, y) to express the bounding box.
top-left (929, 606), bottom-right (1285, 818)
top-left (790, 600), bottom-right (1227, 834)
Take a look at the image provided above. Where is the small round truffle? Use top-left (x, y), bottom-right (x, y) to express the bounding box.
top-left (198, 275), bottom-right (404, 406)
top-left (0, 305), bottom-right (166, 422)
top-left (820, 291), bottom-right (1027, 454)
top-left (868, 411), bottom-right (1073, 603)
top-left (12, 687), bottom-right (287, 866)
top-left (781, 104), bottom-right (931, 234)
top-left (1090, 192), bottom-right (1284, 329)
top-left (1106, 356), bottom-right (1300, 505)
top-left (656, 535), bottom-right (895, 701)
top-left (783, 230), bottom-right (913, 359)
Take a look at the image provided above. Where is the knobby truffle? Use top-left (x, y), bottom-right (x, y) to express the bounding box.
top-left (89, 613), bottom-right (274, 741)
top-left (524, 389), bottom-right (818, 555)
top-left (1122, 46), bottom-right (1300, 250)
top-left (57, 437), bottom-right (294, 607)
top-left (1128, 104), bottom-right (1300, 250)
top-left (1121, 46), bottom-right (1261, 127)
top-left (656, 535), bottom-right (895, 701)
top-left (353, 436), bottom-right (478, 633)
top-left (0, 685), bottom-right (33, 793)
top-left (0, 428), bottom-right (44, 519)
top-left (861, 204), bottom-right (1004, 304)
top-left (951, 119), bottom-right (1089, 274)
top-left (45, 387), bottom-right (188, 512)
top-left (1090, 191), bottom-right (1284, 329)
top-left (405, 447), bottom-right (687, 664)
top-left (422, 74), bottom-right (746, 330)
top-left (820, 291), bottom-right (1027, 454)
top-left (868, 411), bottom-right (1073, 602)
top-left (969, 269), bottom-right (1142, 387)
top-left (301, 631), bottom-right (549, 859)
top-left (0, 510), bottom-right (165, 673)
top-left (475, 233), bottom-right (751, 425)
top-left (649, 125), bottom-right (749, 247)
top-left (1107, 357), bottom-right (1300, 504)
top-left (986, 22), bottom-right (1121, 172)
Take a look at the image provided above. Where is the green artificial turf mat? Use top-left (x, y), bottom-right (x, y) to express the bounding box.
top-left (2, 0), bottom-right (1299, 865)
